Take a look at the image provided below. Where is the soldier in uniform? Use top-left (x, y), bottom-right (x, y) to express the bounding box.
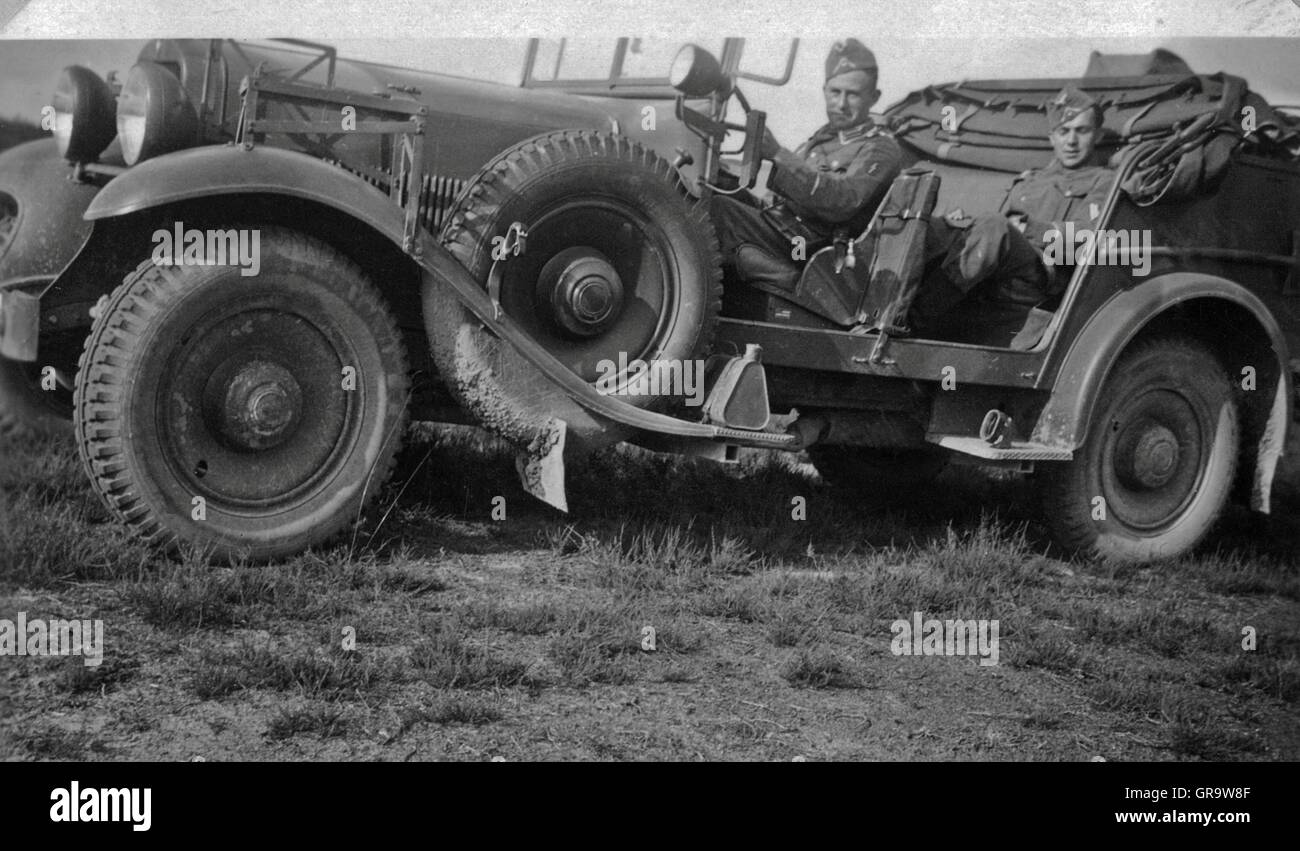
top-left (710, 39), bottom-right (903, 292)
top-left (908, 85), bottom-right (1116, 344)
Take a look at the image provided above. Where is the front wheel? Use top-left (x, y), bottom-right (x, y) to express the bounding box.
top-left (1037, 337), bottom-right (1239, 561)
top-left (74, 227), bottom-right (410, 561)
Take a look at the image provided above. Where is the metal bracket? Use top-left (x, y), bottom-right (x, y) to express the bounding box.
top-left (1284, 229), bottom-right (1300, 296)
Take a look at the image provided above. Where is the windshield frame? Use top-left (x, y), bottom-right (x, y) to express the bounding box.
top-left (521, 37), bottom-right (795, 96)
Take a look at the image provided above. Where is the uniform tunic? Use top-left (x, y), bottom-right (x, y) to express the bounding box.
top-left (768, 120), bottom-right (904, 240)
top-left (711, 119), bottom-right (903, 279)
top-left (1001, 159), bottom-right (1113, 249)
top-left (908, 155), bottom-right (1116, 339)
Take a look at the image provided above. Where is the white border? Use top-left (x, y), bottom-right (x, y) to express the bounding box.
top-left (2, 0), bottom-right (1298, 38)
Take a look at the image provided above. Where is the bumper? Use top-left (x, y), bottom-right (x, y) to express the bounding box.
top-left (0, 288), bottom-right (40, 362)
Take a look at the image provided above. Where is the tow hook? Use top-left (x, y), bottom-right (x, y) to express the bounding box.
top-left (980, 409), bottom-right (1016, 447)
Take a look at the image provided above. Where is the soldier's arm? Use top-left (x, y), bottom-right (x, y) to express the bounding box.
top-left (1010, 168), bottom-right (1117, 247)
top-left (767, 139), bottom-right (903, 224)
top-left (999, 172), bottom-right (1052, 245)
top-left (1013, 212), bottom-right (1056, 247)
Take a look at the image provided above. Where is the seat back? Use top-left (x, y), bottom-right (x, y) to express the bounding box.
top-left (853, 167), bottom-right (941, 332)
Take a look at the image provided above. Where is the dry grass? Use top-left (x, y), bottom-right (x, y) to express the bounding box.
top-left (2, 425), bottom-right (1297, 761)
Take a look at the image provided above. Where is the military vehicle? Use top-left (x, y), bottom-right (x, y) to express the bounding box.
top-left (0, 38), bottom-right (1295, 562)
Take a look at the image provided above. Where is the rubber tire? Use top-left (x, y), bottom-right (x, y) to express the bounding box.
top-left (0, 357), bottom-right (71, 438)
top-left (809, 445), bottom-right (948, 496)
top-left (74, 227), bottom-right (410, 562)
top-left (1037, 337), bottom-right (1239, 561)
top-left (432, 130), bottom-right (721, 450)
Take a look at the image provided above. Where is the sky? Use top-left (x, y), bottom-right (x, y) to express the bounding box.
top-left (2, 36), bottom-right (1296, 146)
top-left (1, 0), bottom-right (1297, 143)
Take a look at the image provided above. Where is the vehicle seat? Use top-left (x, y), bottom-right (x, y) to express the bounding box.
top-left (725, 163), bottom-right (1065, 350)
top-left (725, 167), bottom-right (944, 330)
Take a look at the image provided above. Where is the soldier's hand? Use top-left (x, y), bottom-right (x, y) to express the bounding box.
top-left (759, 127), bottom-right (782, 160)
top-left (1006, 212), bottom-right (1028, 233)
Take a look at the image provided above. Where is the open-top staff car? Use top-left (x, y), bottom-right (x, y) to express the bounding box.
top-left (0, 38), bottom-right (1296, 562)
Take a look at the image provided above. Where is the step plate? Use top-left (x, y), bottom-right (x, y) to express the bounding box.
top-left (930, 435), bottom-right (1072, 461)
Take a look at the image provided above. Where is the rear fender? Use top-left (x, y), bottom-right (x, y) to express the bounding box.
top-left (1033, 272), bottom-right (1292, 512)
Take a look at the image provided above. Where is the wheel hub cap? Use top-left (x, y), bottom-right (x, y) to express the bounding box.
top-left (217, 360), bottom-right (303, 451)
top-left (1117, 420), bottom-right (1181, 490)
top-left (538, 248), bottom-right (625, 338)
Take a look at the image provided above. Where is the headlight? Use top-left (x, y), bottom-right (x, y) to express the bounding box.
top-left (670, 45), bottom-right (731, 98)
top-left (51, 66), bottom-right (117, 163)
top-left (116, 62), bottom-right (199, 166)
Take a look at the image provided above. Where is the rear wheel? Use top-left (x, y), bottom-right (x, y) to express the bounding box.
top-left (74, 227), bottom-right (409, 561)
top-left (430, 130), bottom-right (721, 452)
top-left (1038, 337), bottom-right (1238, 561)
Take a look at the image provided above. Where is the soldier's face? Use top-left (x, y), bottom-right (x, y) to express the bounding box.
top-left (1050, 110), bottom-right (1099, 169)
top-left (823, 70), bottom-right (879, 130)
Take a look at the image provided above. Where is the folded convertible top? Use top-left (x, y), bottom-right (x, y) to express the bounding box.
top-left (883, 50), bottom-right (1300, 192)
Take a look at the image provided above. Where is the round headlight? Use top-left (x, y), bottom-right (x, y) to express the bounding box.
top-left (116, 62), bottom-right (199, 166)
top-left (670, 45), bottom-right (730, 98)
top-left (51, 66), bottom-right (117, 163)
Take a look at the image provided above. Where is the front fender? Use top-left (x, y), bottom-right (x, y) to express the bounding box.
top-left (1032, 272), bottom-right (1292, 512)
top-left (76, 141), bottom-right (705, 444)
top-left (0, 139), bottom-right (98, 289)
top-left (84, 144), bottom-right (407, 246)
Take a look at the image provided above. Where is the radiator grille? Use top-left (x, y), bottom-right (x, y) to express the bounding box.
top-left (321, 161), bottom-right (466, 237)
top-left (416, 173), bottom-right (467, 234)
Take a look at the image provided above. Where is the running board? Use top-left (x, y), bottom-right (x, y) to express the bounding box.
top-left (929, 435), bottom-right (1072, 461)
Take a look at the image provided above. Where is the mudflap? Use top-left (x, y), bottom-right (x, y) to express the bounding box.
top-left (516, 417), bottom-right (569, 511)
top-left (422, 259), bottom-right (632, 514)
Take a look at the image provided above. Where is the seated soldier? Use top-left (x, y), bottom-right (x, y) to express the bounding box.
top-left (907, 86), bottom-right (1116, 345)
top-left (710, 38), bottom-right (903, 294)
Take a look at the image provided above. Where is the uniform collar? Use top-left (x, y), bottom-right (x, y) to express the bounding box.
top-left (811, 118), bottom-right (879, 146)
top-left (1045, 151), bottom-right (1104, 175)
top-left (836, 119), bottom-right (879, 143)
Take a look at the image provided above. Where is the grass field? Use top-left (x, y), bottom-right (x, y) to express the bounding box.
top-left (1, 424), bottom-right (1297, 761)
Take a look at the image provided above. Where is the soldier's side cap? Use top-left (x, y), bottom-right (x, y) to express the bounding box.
top-left (826, 38), bottom-right (877, 81)
top-left (1046, 85), bottom-right (1100, 128)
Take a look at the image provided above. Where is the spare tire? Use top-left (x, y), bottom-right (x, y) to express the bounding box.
top-left (429, 130), bottom-right (721, 455)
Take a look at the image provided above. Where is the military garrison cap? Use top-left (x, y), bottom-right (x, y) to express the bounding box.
top-left (826, 38), bottom-right (877, 81)
top-left (1046, 85), bottom-right (1100, 129)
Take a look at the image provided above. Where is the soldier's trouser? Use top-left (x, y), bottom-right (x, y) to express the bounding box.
top-left (710, 194), bottom-right (827, 287)
top-left (908, 212), bottom-right (1051, 336)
